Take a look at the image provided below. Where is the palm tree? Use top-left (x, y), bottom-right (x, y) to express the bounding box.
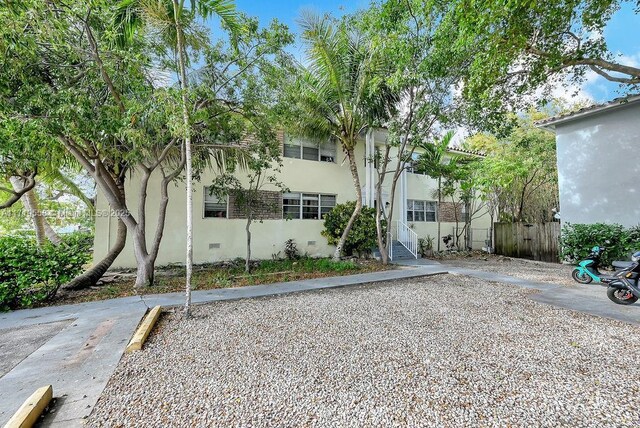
top-left (287, 12), bottom-right (396, 260)
top-left (115, 0), bottom-right (240, 315)
top-left (416, 131), bottom-right (455, 252)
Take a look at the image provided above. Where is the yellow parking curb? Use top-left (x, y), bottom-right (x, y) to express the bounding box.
top-left (125, 306), bottom-right (162, 353)
top-left (4, 385), bottom-right (52, 428)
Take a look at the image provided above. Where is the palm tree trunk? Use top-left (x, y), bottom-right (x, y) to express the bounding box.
top-left (63, 218), bottom-right (127, 290)
top-left (437, 176), bottom-right (442, 252)
top-left (333, 145), bottom-right (362, 260)
top-left (44, 222), bottom-right (62, 246)
top-left (10, 177), bottom-right (46, 247)
top-left (172, 0), bottom-right (193, 316)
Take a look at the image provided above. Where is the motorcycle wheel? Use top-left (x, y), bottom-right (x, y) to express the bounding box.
top-left (606, 287), bottom-right (638, 305)
top-left (571, 269), bottom-right (592, 284)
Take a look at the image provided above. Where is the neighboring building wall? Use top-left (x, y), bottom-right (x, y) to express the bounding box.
top-left (554, 102), bottom-right (640, 227)
top-left (93, 131), bottom-right (491, 268)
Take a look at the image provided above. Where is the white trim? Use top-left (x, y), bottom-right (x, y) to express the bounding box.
top-left (368, 130), bottom-right (375, 207)
top-left (365, 130), bottom-right (371, 207)
top-left (400, 167), bottom-right (407, 225)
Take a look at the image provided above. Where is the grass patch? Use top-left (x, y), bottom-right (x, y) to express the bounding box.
top-left (50, 258), bottom-right (392, 306)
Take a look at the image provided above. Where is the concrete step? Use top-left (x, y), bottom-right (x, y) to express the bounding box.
top-left (373, 241), bottom-right (417, 261)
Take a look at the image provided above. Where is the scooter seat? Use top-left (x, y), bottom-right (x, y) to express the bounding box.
top-left (613, 261), bottom-right (633, 269)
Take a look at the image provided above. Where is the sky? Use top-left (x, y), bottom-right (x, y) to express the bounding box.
top-left (207, 0), bottom-right (640, 105)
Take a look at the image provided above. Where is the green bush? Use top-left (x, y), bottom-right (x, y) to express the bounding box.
top-left (321, 201), bottom-right (384, 257)
top-left (0, 232), bottom-right (92, 311)
top-left (561, 223), bottom-right (640, 267)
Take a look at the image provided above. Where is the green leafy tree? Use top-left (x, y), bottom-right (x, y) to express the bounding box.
top-left (358, 0), bottom-right (461, 264)
top-left (115, 0), bottom-right (242, 311)
top-left (210, 134), bottom-right (288, 273)
top-left (116, 0), bottom-right (292, 314)
top-left (471, 113), bottom-right (559, 224)
top-left (442, 0), bottom-right (640, 122)
top-left (0, 2), bottom-right (136, 289)
top-left (281, 12), bottom-right (396, 260)
top-left (416, 131), bottom-right (457, 252)
top-left (2, 1), bottom-right (291, 296)
top-left (441, 157), bottom-right (486, 250)
top-left (0, 121), bottom-right (44, 210)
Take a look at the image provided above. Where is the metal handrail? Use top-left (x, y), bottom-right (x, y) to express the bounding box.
top-left (396, 220), bottom-right (418, 259)
top-left (387, 231), bottom-right (393, 260)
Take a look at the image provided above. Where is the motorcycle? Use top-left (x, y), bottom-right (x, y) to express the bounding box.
top-left (571, 246), bottom-right (633, 284)
top-left (605, 254), bottom-right (640, 305)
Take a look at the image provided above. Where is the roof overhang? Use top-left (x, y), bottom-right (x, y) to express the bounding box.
top-left (537, 94), bottom-right (640, 131)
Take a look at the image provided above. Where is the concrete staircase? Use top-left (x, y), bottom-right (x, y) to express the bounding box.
top-left (374, 240), bottom-right (417, 261)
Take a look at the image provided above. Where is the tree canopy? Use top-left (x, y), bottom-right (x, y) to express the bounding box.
top-left (440, 0), bottom-right (639, 130)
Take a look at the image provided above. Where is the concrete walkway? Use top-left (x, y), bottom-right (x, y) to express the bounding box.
top-left (1, 261), bottom-right (639, 427)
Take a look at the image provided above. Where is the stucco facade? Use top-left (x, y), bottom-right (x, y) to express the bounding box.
top-left (93, 130), bottom-right (491, 268)
top-left (540, 96), bottom-right (640, 228)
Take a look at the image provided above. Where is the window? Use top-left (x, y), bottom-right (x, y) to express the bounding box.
top-left (204, 187), bottom-right (227, 218)
top-left (284, 138), bottom-right (336, 163)
top-left (283, 192), bottom-right (336, 219)
top-left (407, 200), bottom-right (436, 222)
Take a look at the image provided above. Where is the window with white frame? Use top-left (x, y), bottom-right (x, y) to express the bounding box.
top-left (283, 192), bottom-right (336, 219)
top-left (203, 187), bottom-right (227, 218)
top-left (284, 138), bottom-right (336, 163)
top-left (407, 200), bottom-right (436, 222)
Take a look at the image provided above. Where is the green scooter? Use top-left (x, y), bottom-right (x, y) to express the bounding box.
top-left (571, 246), bottom-right (633, 284)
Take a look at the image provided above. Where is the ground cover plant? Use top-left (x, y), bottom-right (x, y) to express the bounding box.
top-left (50, 258), bottom-right (390, 307)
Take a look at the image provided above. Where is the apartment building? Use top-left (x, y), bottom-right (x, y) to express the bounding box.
top-left (93, 129), bottom-right (491, 268)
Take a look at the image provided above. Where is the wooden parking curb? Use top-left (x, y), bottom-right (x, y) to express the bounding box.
top-left (125, 305), bottom-right (162, 353)
top-left (4, 385), bottom-right (52, 428)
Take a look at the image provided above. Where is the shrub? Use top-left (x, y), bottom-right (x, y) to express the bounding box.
top-left (418, 235), bottom-right (435, 257)
top-left (0, 232), bottom-right (92, 311)
top-left (560, 223), bottom-right (640, 267)
top-left (284, 239), bottom-right (300, 260)
top-left (321, 202), bottom-right (384, 257)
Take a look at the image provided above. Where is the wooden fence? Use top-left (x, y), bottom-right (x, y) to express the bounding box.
top-left (494, 222), bottom-right (561, 262)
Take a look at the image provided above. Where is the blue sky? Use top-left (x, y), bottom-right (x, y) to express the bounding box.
top-left (211, 0), bottom-right (640, 103)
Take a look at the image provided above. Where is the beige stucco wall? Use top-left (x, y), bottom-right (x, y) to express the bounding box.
top-left (94, 133), bottom-right (491, 268)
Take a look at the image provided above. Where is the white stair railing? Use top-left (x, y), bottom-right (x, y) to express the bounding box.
top-left (387, 231), bottom-right (393, 260)
top-left (396, 220), bottom-right (419, 259)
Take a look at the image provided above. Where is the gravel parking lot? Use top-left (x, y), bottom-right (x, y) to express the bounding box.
top-left (439, 254), bottom-right (578, 286)
top-left (89, 275), bottom-right (640, 427)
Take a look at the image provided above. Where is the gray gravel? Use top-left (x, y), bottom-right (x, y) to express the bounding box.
top-left (441, 255), bottom-right (579, 286)
top-left (88, 275), bottom-right (640, 427)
